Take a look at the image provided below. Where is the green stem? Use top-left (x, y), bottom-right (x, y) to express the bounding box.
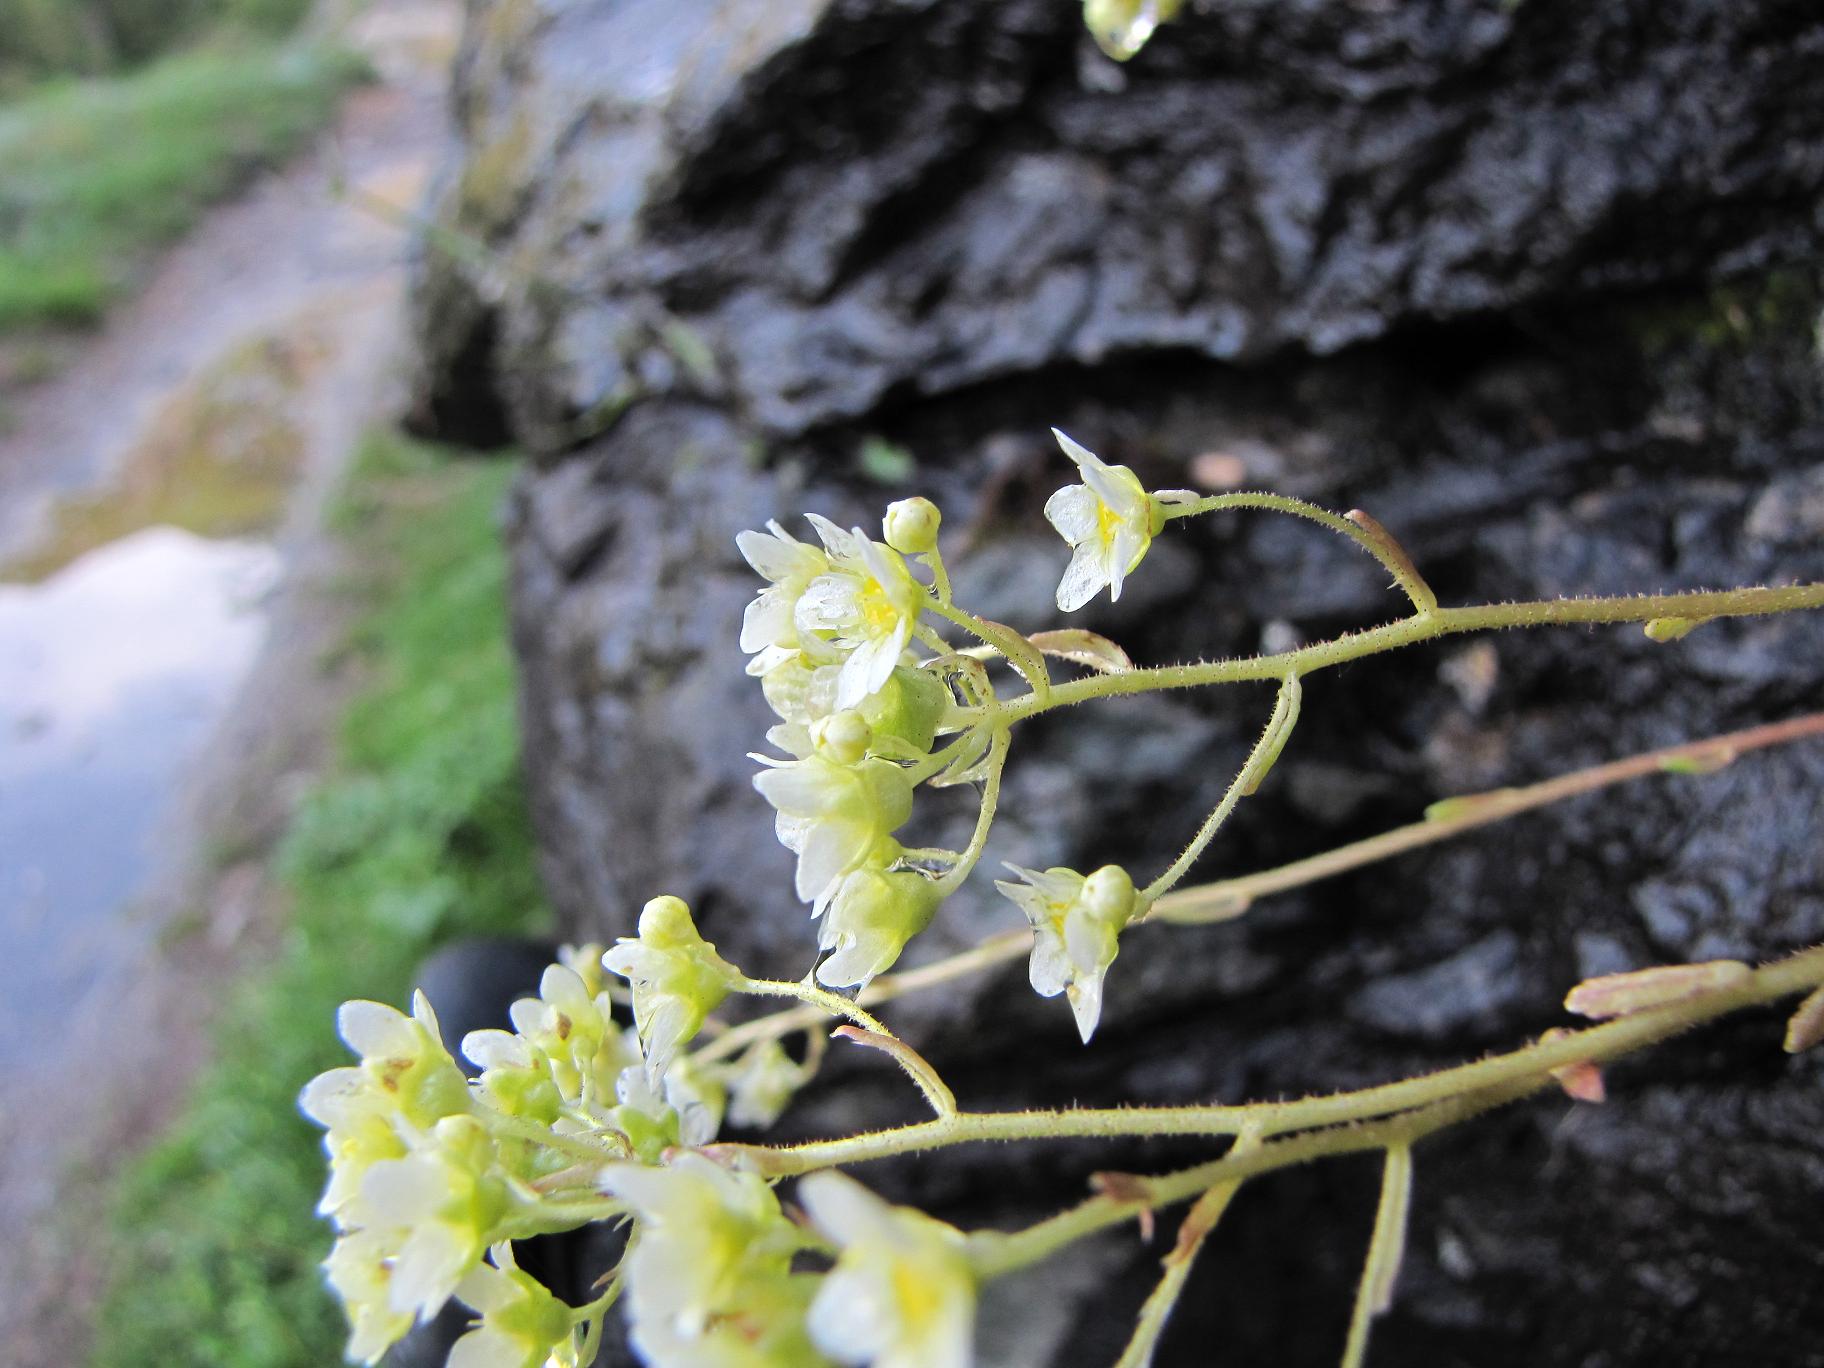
top-left (925, 598), bottom-right (1052, 699)
top-left (1141, 673), bottom-right (1300, 903)
top-left (1164, 492), bottom-right (1437, 615)
top-left (734, 975), bottom-right (894, 1040)
top-left (712, 942), bottom-right (1824, 1177)
top-left (1000, 584), bottom-right (1824, 724)
top-left (1341, 1143), bottom-right (1413, 1368)
top-left (1110, 1128), bottom-right (1261, 1368)
top-left (966, 1079), bottom-right (1522, 1280)
top-left (934, 728), bottom-right (1011, 896)
top-left (1152, 710), bottom-right (1824, 925)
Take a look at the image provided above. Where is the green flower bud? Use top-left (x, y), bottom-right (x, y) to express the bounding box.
top-left (883, 496), bottom-right (942, 554)
top-left (811, 709), bottom-right (873, 764)
top-left (859, 665), bottom-right (949, 754)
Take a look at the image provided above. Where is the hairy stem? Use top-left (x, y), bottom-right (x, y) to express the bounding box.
top-left (1164, 492), bottom-right (1438, 615)
top-left (1000, 584), bottom-right (1824, 724)
top-left (734, 975), bottom-right (893, 1040)
top-left (934, 727), bottom-right (1011, 896)
top-left (1152, 710), bottom-right (1824, 924)
top-left (1142, 673), bottom-right (1301, 902)
top-left (713, 943), bottom-right (1824, 1177)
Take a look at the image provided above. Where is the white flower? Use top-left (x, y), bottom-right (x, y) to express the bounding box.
top-left (752, 753), bottom-right (914, 909)
top-left (348, 1114), bottom-right (507, 1325)
top-left (816, 866), bottom-right (942, 989)
top-left (793, 515), bottom-right (925, 709)
top-left (738, 520), bottom-right (831, 676)
top-left (602, 895), bottom-right (737, 1086)
top-left (1042, 428), bottom-right (1167, 611)
top-left (994, 863), bottom-right (1139, 1042)
top-left (449, 1250), bottom-right (578, 1368)
top-left (324, 1230), bottom-right (416, 1364)
top-left (800, 1172), bottom-right (975, 1368)
top-left (300, 991), bottom-right (471, 1225)
top-left (602, 1154), bottom-right (802, 1353)
top-left (723, 1038), bottom-right (804, 1130)
top-left (505, 962), bottom-right (630, 1105)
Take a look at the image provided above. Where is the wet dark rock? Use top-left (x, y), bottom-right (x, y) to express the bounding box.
top-left (413, 2), bottom-right (1824, 1364)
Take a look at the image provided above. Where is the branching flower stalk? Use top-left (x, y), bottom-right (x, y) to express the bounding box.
top-left (302, 424), bottom-right (1824, 1368)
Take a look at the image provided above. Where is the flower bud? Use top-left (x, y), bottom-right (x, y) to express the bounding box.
top-left (638, 894), bottom-right (698, 948)
top-left (860, 665), bottom-right (949, 754)
top-left (811, 710), bottom-right (873, 764)
top-left (1081, 865), bottom-right (1138, 928)
top-left (882, 497), bottom-right (942, 554)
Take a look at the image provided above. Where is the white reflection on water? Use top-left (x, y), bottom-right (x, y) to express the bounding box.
top-left (0, 526), bottom-right (279, 1060)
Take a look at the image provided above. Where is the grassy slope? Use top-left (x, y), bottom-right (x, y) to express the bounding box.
top-left (0, 41), bottom-right (364, 329)
top-left (90, 435), bottom-right (550, 1368)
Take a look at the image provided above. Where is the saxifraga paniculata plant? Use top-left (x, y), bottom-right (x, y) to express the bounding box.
top-left (302, 415), bottom-right (1824, 1368)
top-left (304, 12), bottom-right (1821, 1361)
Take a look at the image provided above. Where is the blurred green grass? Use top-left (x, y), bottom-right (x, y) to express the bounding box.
top-left (0, 0), bottom-right (316, 88)
top-left (90, 432), bottom-right (550, 1368)
top-left (0, 41), bottom-right (366, 330)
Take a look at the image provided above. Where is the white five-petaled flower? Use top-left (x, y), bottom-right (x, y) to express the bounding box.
top-left (994, 863), bottom-right (1139, 1042)
top-left (1042, 428), bottom-right (1168, 612)
top-left (300, 992), bottom-right (471, 1224)
top-left (738, 520), bottom-right (832, 677)
top-left (800, 1171), bottom-right (976, 1368)
top-left (602, 895), bottom-right (737, 1087)
top-left (448, 1249), bottom-right (579, 1368)
top-left (602, 1154), bottom-right (803, 1354)
top-left (815, 865), bottom-right (942, 990)
top-left (332, 1113), bottom-right (509, 1342)
top-left (752, 753), bottom-right (914, 909)
top-left (793, 514), bottom-right (926, 709)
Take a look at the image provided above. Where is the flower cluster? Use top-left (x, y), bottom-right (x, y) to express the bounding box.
top-left (741, 505), bottom-right (955, 989)
top-left (604, 1158), bottom-right (978, 1368)
top-left (301, 993), bottom-right (526, 1362)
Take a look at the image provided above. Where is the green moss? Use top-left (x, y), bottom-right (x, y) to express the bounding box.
top-left (456, 108), bottom-right (534, 233)
top-left (0, 41), bottom-right (367, 330)
top-left (89, 432), bottom-right (550, 1368)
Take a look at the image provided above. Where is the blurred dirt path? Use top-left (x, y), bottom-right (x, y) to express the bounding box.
top-left (0, 3), bottom-right (460, 1361)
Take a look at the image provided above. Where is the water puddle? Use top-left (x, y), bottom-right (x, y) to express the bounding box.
top-left (0, 527), bottom-right (279, 1059)
top-left (0, 324), bottom-right (322, 1071)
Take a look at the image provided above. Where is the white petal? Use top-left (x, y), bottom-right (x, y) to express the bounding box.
top-left (740, 588), bottom-right (795, 652)
top-left (804, 513), bottom-right (857, 556)
top-left (339, 1000), bottom-right (413, 1058)
top-left (796, 819), bottom-right (866, 904)
top-left (453, 1262), bottom-right (516, 1315)
top-left (1052, 427), bottom-right (1108, 475)
top-left (796, 573), bottom-right (864, 633)
top-left (389, 1224), bottom-right (471, 1318)
top-left (1028, 933), bottom-right (1071, 998)
top-left (359, 1155), bottom-right (449, 1227)
top-left (539, 963), bottom-right (591, 1014)
top-left (447, 1326), bottom-right (521, 1368)
top-left (753, 764), bottom-right (831, 818)
top-left (1055, 544), bottom-right (1109, 612)
top-left (507, 998), bottom-right (545, 1039)
top-left (461, 1029), bottom-right (531, 1072)
top-left (736, 526), bottom-right (807, 582)
top-left (411, 990), bottom-right (444, 1043)
top-left (1043, 483), bottom-right (1100, 544)
top-left (808, 1268), bottom-right (891, 1363)
top-left (299, 1067), bottom-right (366, 1127)
top-left (799, 1170), bottom-right (891, 1246)
top-left (1067, 974), bottom-right (1106, 1044)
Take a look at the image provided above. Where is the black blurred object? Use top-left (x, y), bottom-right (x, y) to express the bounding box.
top-left (409, 3), bottom-right (1824, 1365)
top-left (386, 939), bottom-right (625, 1368)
